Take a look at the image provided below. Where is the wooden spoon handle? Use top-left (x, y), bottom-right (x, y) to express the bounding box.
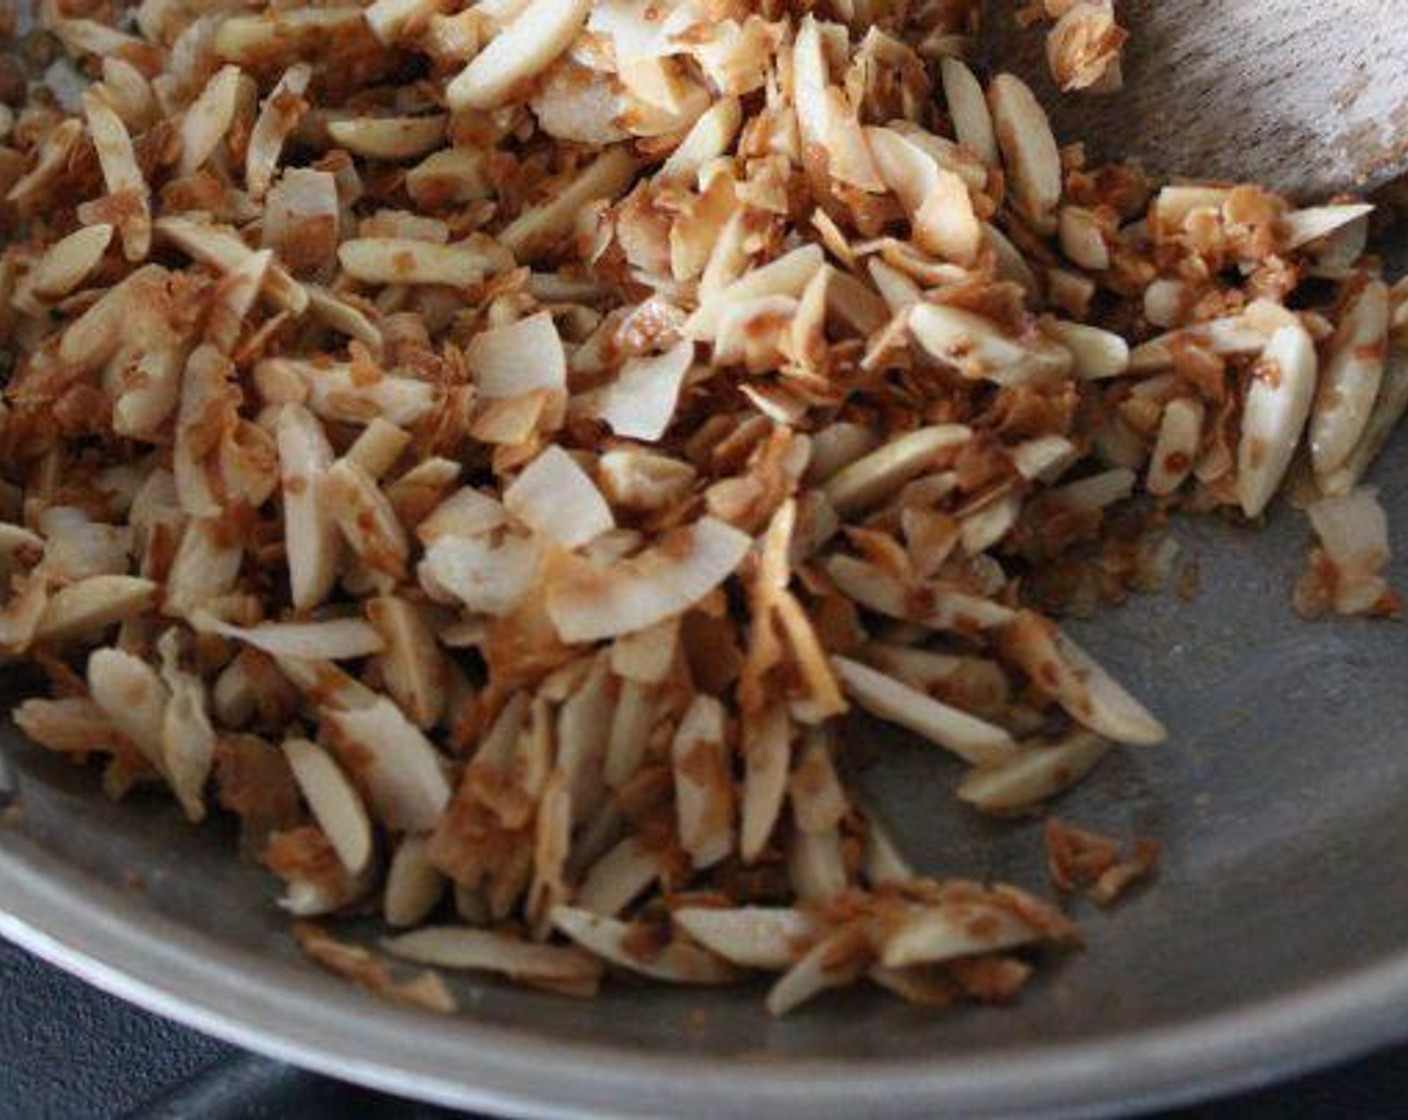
top-left (982, 0), bottom-right (1408, 199)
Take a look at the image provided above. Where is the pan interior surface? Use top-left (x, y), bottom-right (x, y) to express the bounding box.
top-left (1, 419), bottom-right (1407, 1119)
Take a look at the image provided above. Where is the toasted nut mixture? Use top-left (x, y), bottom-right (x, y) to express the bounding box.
top-left (0, 0), bottom-right (1400, 1017)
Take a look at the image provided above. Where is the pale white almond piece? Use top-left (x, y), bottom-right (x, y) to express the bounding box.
top-left (35, 576), bottom-right (156, 642)
top-left (989, 73), bottom-right (1063, 233)
top-left (879, 904), bottom-right (1038, 968)
top-left (740, 703), bottom-right (791, 863)
top-left (675, 907), bottom-right (816, 971)
top-left (1238, 319), bottom-right (1319, 517)
top-left (283, 737), bottom-right (374, 874)
top-left (156, 216), bottom-right (306, 313)
top-left (447, 0), bottom-right (590, 110)
top-left (194, 614), bottom-right (386, 660)
top-left (277, 404), bottom-right (341, 610)
top-left (504, 446), bottom-right (614, 549)
top-left (406, 148), bottom-right (492, 207)
top-left (385, 926), bottom-right (604, 981)
top-left (82, 91), bottom-right (150, 261)
top-left (551, 906), bottom-right (741, 985)
top-left (339, 238), bottom-right (489, 287)
top-left (765, 926), bottom-right (868, 1016)
top-left (671, 694), bottom-right (735, 870)
top-left (246, 64), bottom-right (311, 200)
top-left (384, 835), bottom-right (445, 927)
top-left (1001, 612), bottom-right (1166, 745)
top-left (87, 647), bottom-right (169, 769)
top-left (1044, 320), bottom-right (1129, 379)
top-left (833, 656), bottom-right (1017, 766)
top-left (824, 424), bottom-right (971, 517)
top-left (660, 96), bottom-right (742, 184)
top-left (957, 730), bottom-right (1113, 812)
top-left (28, 224), bottom-right (113, 301)
top-left (576, 837), bottom-right (660, 916)
top-left (367, 596), bottom-right (446, 730)
top-left (1310, 280), bottom-right (1390, 479)
top-left (911, 303), bottom-right (1072, 385)
top-left (500, 147), bottom-right (636, 261)
top-left (324, 696), bottom-right (451, 832)
top-left (1321, 354), bottom-right (1408, 497)
top-left (179, 64), bottom-right (243, 177)
top-left (159, 651), bottom-right (216, 823)
top-left (1283, 203), bottom-right (1375, 250)
top-left (941, 57), bottom-right (998, 165)
top-left (365, 0), bottom-right (444, 44)
top-left (1147, 397), bottom-right (1204, 496)
top-left (328, 116), bottom-right (446, 161)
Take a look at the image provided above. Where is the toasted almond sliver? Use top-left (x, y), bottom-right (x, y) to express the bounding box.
top-left (87, 647), bottom-right (169, 770)
top-left (324, 696), bottom-right (451, 832)
top-left (385, 926), bottom-right (604, 980)
top-left (29, 224), bottom-right (114, 301)
top-left (1310, 280), bottom-right (1390, 479)
top-left (447, 0), bottom-right (592, 111)
top-left (328, 116), bottom-right (447, 161)
top-left (179, 64), bottom-right (244, 177)
top-left (194, 613), bottom-right (387, 660)
top-left (879, 903), bottom-right (1038, 968)
top-left (824, 424), bottom-right (971, 517)
top-left (765, 925), bottom-right (869, 1017)
top-left (576, 837), bottom-right (661, 916)
top-left (551, 906), bottom-right (742, 985)
top-left (82, 91), bottom-right (150, 261)
top-left (283, 738), bottom-right (374, 874)
top-left (910, 303), bottom-right (1072, 385)
top-left (35, 576), bottom-right (157, 643)
top-left (833, 656), bottom-right (1018, 767)
top-left (674, 907), bottom-right (816, 971)
top-left (384, 835), bottom-right (445, 927)
top-left (277, 403), bottom-right (342, 610)
top-left (339, 238), bottom-right (489, 288)
top-left (1000, 612), bottom-right (1167, 745)
top-left (671, 694), bottom-right (735, 870)
top-left (246, 64), bottom-right (311, 201)
top-left (406, 147), bottom-right (492, 207)
top-left (155, 216), bottom-right (307, 313)
top-left (500, 146), bottom-right (637, 261)
top-left (1237, 318), bottom-right (1319, 518)
top-left (989, 73), bottom-right (1063, 233)
top-left (957, 730), bottom-right (1114, 813)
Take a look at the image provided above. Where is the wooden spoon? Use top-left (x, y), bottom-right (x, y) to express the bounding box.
top-left (980, 0), bottom-right (1408, 199)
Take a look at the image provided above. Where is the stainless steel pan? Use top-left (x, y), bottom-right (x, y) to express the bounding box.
top-left (3, 423), bottom-right (1408, 1118)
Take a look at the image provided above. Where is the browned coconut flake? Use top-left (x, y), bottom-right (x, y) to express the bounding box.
top-left (0, 0), bottom-right (1399, 1019)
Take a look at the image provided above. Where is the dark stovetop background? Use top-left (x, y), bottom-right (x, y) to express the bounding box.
top-left (5, 936), bottom-right (1408, 1120)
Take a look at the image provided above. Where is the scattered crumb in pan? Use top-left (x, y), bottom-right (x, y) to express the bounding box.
top-left (1043, 817), bottom-right (1160, 904)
